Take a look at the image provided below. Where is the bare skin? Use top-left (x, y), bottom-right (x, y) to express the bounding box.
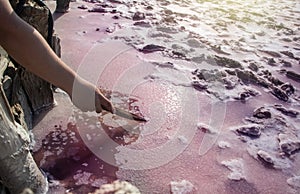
top-left (0, 0), bottom-right (114, 113)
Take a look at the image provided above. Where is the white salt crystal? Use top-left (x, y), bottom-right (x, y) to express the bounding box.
top-left (82, 163), bottom-right (88, 167)
top-left (197, 122), bottom-right (217, 134)
top-left (178, 135), bottom-right (188, 144)
top-left (86, 133), bottom-right (92, 141)
top-left (221, 158), bottom-right (245, 181)
top-left (218, 141), bottom-right (231, 149)
top-left (73, 171), bottom-right (92, 185)
top-left (170, 180), bottom-right (194, 194)
top-left (287, 176), bottom-right (300, 188)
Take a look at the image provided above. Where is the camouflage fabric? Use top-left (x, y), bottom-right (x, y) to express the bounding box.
top-left (9, 0), bottom-right (53, 43)
top-left (3, 0), bottom-right (57, 130)
top-left (0, 0), bottom-right (58, 193)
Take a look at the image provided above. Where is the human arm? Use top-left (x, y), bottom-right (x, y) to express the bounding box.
top-left (0, 0), bottom-right (114, 113)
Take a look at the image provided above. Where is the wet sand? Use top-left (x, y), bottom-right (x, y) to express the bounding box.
top-left (33, 0), bottom-right (300, 193)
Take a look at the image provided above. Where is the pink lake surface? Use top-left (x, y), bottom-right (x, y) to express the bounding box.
top-left (33, 1), bottom-right (300, 193)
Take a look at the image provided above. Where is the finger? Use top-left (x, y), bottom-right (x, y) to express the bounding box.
top-left (95, 103), bottom-right (103, 113)
top-left (95, 89), bottom-right (114, 113)
top-left (95, 89), bottom-right (103, 113)
top-left (100, 96), bottom-right (114, 113)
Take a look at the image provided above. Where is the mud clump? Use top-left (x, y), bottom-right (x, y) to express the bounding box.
top-left (139, 44), bottom-right (165, 53)
top-left (78, 5), bottom-right (88, 9)
top-left (271, 87), bottom-right (289, 102)
top-left (278, 133), bottom-right (300, 156)
top-left (259, 50), bottom-right (281, 58)
top-left (280, 51), bottom-right (297, 59)
top-left (132, 11), bottom-right (145, 21)
top-left (192, 69), bottom-right (226, 82)
top-left (257, 150), bottom-right (275, 166)
top-left (270, 82), bottom-right (294, 102)
top-left (266, 74), bottom-right (284, 86)
top-left (191, 80), bottom-right (208, 91)
top-left (267, 58), bottom-right (277, 66)
top-left (167, 50), bottom-right (188, 60)
top-left (235, 103), bottom-right (299, 172)
top-left (222, 75), bottom-right (240, 89)
top-left (280, 83), bottom-right (295, 96)
top-left (192, 67), bottom-right (268, 100)
top-left (253, 107), bottom-right (272, 119)
top-left (274, 104), bottom-right (299, 118)
top-left (161, 15), bottom-right (177, 24)
top-left (234, 89), bottom-right (260, 101)
top-left (213, 55), bottom-right (243, 69)
top-left (235, 69), bottom-right (267, 86)
top-left (235, 125), bottom-right (261, 138)
top-left (286, 71), bottom-right (300, 83)
top-left (248, 62), bottom-right (259, 72)
top-left (133, 21), bottom-right (151, 28)
top-left (88, 2), bottom-right (116, 13)
top-left (280, 141), bottom-right (300, 155)
top-left (88, 6), bottom-right (107, 13)
top-left (280, 60), bottom-right (292, 67)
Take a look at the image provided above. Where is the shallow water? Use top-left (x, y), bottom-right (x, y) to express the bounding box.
top-left (34, 0), bottom-right (300, 193)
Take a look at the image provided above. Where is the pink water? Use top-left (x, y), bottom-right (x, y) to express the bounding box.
top-left (33, 0), bottom-right (300, 193)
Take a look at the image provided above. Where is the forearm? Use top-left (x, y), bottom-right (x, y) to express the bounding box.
top-left (0, 2), bottom-right (76, 96)
top-left (0, 0), bottom-right (114, 113)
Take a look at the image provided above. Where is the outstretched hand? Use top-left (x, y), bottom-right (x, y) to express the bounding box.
top-left (70, 77), bottom-right (114, 114)
top-left (95, 87), bottom-right (114, 113)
